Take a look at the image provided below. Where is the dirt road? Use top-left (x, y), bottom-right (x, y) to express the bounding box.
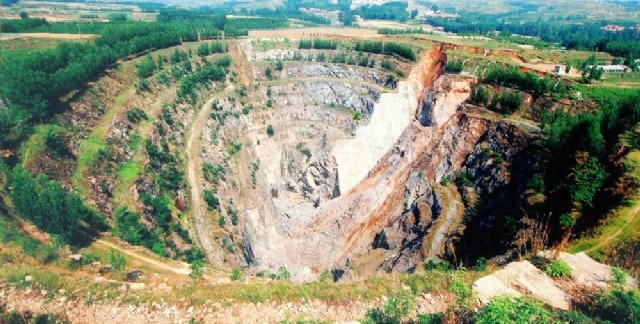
top-left (95, 239), bottom-right (191, 275)
top-left (186, 42), bottom-right (249, 265)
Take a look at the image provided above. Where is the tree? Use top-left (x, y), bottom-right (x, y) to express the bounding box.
top-left (136, 55), bottom-right (156, 78)
top-left (570, 156), bottom-right (608, 207)
top-left (110, 249), bottom-right (127, 272)
top-left (266, 125), bottom-right (275, 136)
top-left (19, 11), bottom-right (28, 19)
top-left (265, 67), bottom-right (273, 79)
top-left (190, 259), bottom-right (206, 280)
top-left (554, 155), bottom-right (608, 259)
top-left (197, 42), bottom-right (210, 57)
top-left (275, 60), bottom-right (284, 71)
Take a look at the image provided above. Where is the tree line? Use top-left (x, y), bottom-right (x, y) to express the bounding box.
top-left (354, 41), bottom-right (417, 61)
top-left (298, 39), bottom-right (340, 50)
top-left (426, 16), bottom-right (640, 63)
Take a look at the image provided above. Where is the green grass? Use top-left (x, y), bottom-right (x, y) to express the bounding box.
top-left (601, 72), bottom-right (640, 85)
top-left (73, 87), bottom-right (134, 196)
top-left (118, 161), bottom-right (142, 183)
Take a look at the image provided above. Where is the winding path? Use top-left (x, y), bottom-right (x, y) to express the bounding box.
top-left (186, 93), bottom-right (229, 265)
top-left (95, 239), bottom-right (191, 275)
top-left (185, 42), bottom-right (249, 265)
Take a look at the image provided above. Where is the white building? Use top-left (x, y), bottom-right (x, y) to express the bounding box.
top-left (588, 65), bottom-right (630, 73)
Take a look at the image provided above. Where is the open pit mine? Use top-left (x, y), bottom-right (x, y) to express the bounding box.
top-left (187, 42), bottom-right (534, 281)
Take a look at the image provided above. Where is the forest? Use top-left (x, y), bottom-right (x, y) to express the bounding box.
top-left (426, 16), bottom-right (640, 63)
top-left (355, 1), bottom-right (417, 22)
top-left (459, 64), bottom-right (640, 265)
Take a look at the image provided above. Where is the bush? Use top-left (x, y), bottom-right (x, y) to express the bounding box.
top-left (231, 267), bottom-right (243, 281)
top-left (444, 60), bottom-right (464, 73)
top-left (190, 259), bottom-right (206, 280)
top-left (126, 108), bottom-right (148, 124)
top-left (203, 190), bottom-right (220, 210)
top-left (473, 257), bottom-right (488, 272)
top-left (595, 289), bottom-right (640, 323)
top-left (266, 125), bottom-right (275, 137)
top-left (381, 60), bottom-right (394, 71)
top-left (474, 296), bottom-right (551, 323)
top-left (424, 259), bottom-right (451, 272)
top-left (364, 296), bottom-right (413, 324)
top-left (612, 267), bottom-right (627, 286)
top-left (277, 266), bottom-right (291, 280)
top-left (452, 276), bottom-right (473, 308)
top-left (110, 249), bottom-right (127, 272)
top-left (319, 270), bottom-right (333, 282)
top-left (544, 259), bottom-right (572, 278)
top-left (417, 313), bottom-right (445, 324)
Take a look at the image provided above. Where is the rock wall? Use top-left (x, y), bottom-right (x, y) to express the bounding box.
top-left (332, 44), bottom-right (446, 194)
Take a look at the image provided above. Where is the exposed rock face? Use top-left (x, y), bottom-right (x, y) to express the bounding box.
top-left (451, 119), bottom-right (543, 264)
top-left (283, 64), bottom-right (391, 87)
top-left (270, 81), bottom-right (379, 119)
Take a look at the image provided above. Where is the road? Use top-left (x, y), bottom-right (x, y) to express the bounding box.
top-left (95, 239), bottom-right (191, 275)
top-left (186, 94), bottom-right (227, 265)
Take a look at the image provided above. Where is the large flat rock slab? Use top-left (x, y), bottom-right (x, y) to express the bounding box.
top-left (546, 251), bottom-right (638, 291)
top-left (473, 260), bottom-right (572, 310)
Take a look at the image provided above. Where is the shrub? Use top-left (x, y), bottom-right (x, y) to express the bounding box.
top-left (231, 267), bottom-right (243, 281)
top-left (20, 237), bottom-right (40, 257)
top-left (266, 125), bottom-right (275, 137)
top-left (544, 259), bottom-right (572, 278)
top-left (456, 170), bottom-right (474, 187)
top-left (364, 296), bottom-right (413, 324)
top-left (473, 257), bottom-right (488, 272)
top-left (527, 174), bottom-right (545, 193)
top-left (126, 108), bottom-right (148, 124)
top-left (110, 249), bottom-right (127, 272)
top-left (277, 266), bottom-right (291, 280)
top-left (190, 259), bottom-right (206, 280)
top-left (452, 276), bottom-right (473, 308)
top-left (444, 60), bottom-right (464, 73)
top-left (474, 296), bottom-right (551, 323)
top-left (45, 129), bottom-right (68, 157)
top-left (612, 267), bottom-right (627, 286)
top-left (219, 215), bottom-right (226, 227)
top-left (424, 259), bottom-right (451, 272)
top-left (228, 207), bottom-right (239, 226)
top-left (417, 313), bottom-right (445, 324)
top-left (595, 289), bottom-right (640, 323)
top-left (381, 60), bottom-right (394, 71)
top-left (204, 190), bottom-right (220, 210)
top-left (319, 270), bottom-right (333, 283)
